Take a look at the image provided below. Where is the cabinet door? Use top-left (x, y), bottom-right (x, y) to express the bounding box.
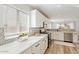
top-left (51, 32), bottom-right (59, 40)
top-left (58, 32), bottom-right (64, 41)
top-left (40, 37), bottom-right (48, 54)
top-left (43, 37), bottom-right (48, 52)
top-left (73, 33), bottom-right (78, 43)
top-left (36, 10), bottom-right (43, 27)
top-left (40, 39), bottom-right (45, 53)
top-left (46, 22), bottom-right (51, 29)
top-left (31, 42), bottom-right (41, 54)
top-left (44, 36), bottom-right (48, 49)
top-left (23, 48), bottom-right (32, 54)
top-left (51, 32), bottom-right (64, 41)
top-left (31, 10), bottom-right (43, 27)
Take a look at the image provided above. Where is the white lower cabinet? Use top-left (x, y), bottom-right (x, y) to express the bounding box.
top-left (23, 48), bottom-right (32, 54)
top-left (73, 33), bottom-right (78, 43)
top-left (51, 32), bottom-right (59, 40)
top-left (51, 32), bottom-right (64, 41)
top-left (40, 39), bottom-right (45, 54)
top-left (31, 42), bottom-right (41, 54)
top-left (23, 35), bottom-right (48, 54)
top-left (40, 37), bottom-right (48, 54)
top-left (51, 32), bottom-right (78, 43)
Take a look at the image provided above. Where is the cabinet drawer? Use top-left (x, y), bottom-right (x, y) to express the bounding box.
top-left (31, 42), bottom-right (41, 54)
top-left (23, 48), bottom-right (32, 54)
top-left (40, 37), bottom-right (48, 53)
top-left (23, 35), bottom-right (48, 54)
top-left (31, 43), bottom-right (40, 49)
top-left (51, 33), bottom-right (59, 39)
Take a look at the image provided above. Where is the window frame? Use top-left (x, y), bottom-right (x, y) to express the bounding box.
top-left (2, 5), bottom-right (30, 39)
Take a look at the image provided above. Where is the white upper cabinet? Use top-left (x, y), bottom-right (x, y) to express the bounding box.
top-left (30, 9), bottom-right (47, 27)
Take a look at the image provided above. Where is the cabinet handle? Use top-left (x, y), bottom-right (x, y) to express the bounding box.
top-left (32, 53), bottom-right (34, 54)
top-left (35, 44), bottom-right (40, 47)
top-left (43, 39), bottom-right (44, 41)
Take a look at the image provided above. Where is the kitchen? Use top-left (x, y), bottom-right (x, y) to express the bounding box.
top-left (0, 4), bottom-right (79, 54)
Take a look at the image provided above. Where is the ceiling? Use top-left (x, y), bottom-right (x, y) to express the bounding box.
top-left (29, 4), bottom-right (79, 19)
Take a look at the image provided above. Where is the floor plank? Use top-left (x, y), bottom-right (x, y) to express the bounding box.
top-left (64, 46), bottom-right (77, 54)
top-left (45, 41), bottom-right (79, 54)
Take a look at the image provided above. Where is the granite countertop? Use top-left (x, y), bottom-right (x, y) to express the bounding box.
top-left (0, 34), bottom-right (47, 54)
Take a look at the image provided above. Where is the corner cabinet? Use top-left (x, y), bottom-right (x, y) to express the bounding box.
top-left (30, 9), bottom-right (47, 27)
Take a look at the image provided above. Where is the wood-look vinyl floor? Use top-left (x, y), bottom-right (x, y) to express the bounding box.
top-left (45, 41), bottom-right (79, 54)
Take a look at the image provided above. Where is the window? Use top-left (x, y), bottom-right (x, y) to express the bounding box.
top-left (3, 6), bottom-right (18, 37)
top-left (1, 5), bottom-right (30, 39)
top-left (0, 5), bottom-right (3, 26)
top-left (6, 6), bottom-right (18, 34)
top-left (18, 11), bottom-right (29, 33)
